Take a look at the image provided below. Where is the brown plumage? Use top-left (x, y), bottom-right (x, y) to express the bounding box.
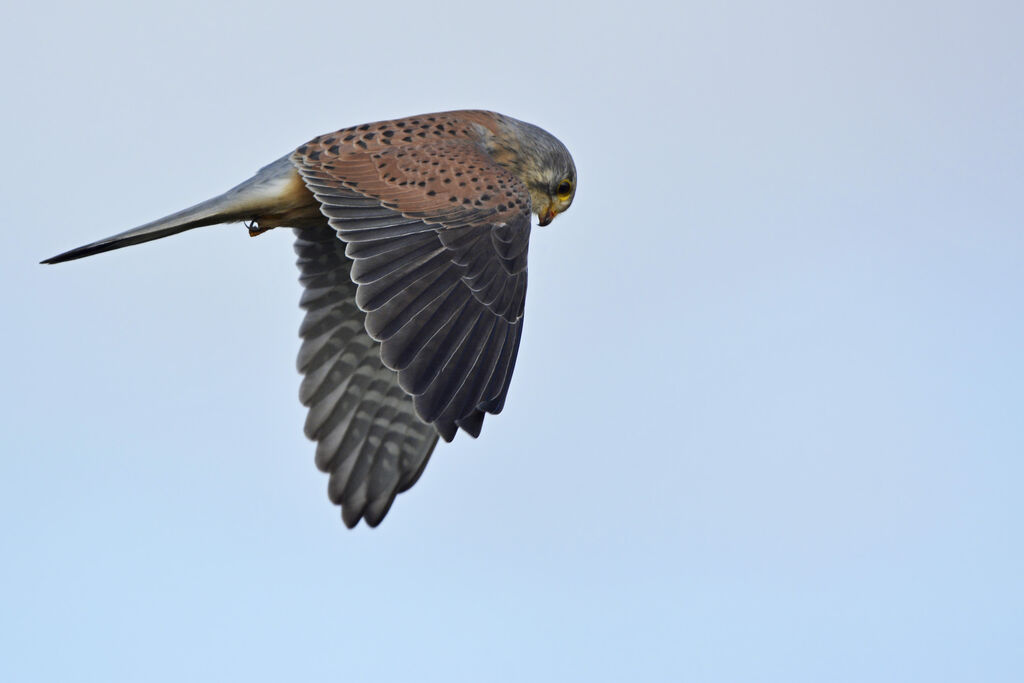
top-left (42, 110), bottom-right (577, 527)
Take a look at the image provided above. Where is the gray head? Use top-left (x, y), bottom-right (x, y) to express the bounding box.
top-left (473, 113), bottom-right (577, 226)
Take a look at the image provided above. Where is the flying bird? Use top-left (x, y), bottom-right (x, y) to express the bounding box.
top-left (43, 110), bottom-right (577, 528)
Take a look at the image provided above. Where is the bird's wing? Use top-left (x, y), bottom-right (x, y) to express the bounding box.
top-left (295, 227), bottom-right (438, 527)
top-left (291, 135), bottom-right (531, 444)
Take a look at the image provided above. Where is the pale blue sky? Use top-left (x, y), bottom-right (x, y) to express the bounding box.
top-left (2, 1), bottom-right (1022, 681)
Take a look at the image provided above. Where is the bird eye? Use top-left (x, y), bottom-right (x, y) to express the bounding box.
top-left (556, 179), bottom-right (572, 198)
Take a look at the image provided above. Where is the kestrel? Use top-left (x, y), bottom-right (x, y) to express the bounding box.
top-left (43, 110), bottom-right (577, 528)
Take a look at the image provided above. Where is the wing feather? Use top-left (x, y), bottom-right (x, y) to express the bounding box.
top-left (294, 227), bottom-right (437, 528)
top-left (288, 125), bottom-right (534, 523)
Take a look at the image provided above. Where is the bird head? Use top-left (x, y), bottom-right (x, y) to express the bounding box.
top-left (532, 170), bottom-right (576, 226)
top-left (473, 113), bottom-right (577, 227)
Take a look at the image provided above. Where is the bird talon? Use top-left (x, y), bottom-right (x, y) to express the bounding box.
top-left (245, 219), bottom-right (269, 237)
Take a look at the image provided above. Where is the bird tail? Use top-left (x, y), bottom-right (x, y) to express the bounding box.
top-left (41, 155), bottom-right (306, 264)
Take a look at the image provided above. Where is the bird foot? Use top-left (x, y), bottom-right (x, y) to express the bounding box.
top-left (245, 220), bottom-right (271, 237)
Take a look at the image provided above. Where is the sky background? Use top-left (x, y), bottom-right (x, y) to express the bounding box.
top-left (2, 1), bottom-right (1022, 681)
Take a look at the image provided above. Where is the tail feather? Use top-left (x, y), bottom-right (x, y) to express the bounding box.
top-left (42, 155), bottom-right (305, 264)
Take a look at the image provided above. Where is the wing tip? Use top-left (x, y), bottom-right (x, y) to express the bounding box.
top-left (455, 410), bottom-right (485, 438)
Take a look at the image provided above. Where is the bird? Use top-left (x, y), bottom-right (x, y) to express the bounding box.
top-left (42, 110), bottom-right (577, 528)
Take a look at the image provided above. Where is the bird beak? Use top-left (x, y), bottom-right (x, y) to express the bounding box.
top-left (538, 207), bottom-right (557, 226)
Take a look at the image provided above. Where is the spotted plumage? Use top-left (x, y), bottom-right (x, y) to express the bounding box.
top-left (42, 110), bottom-right (577, 527)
